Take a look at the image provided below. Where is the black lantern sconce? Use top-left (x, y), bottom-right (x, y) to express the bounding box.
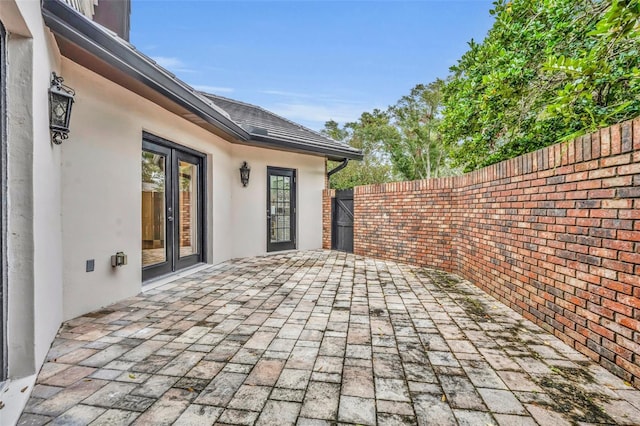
top-left (239, 161), bottom-right (250, 187)
top-left (49, 72), bottom-right (75, 145)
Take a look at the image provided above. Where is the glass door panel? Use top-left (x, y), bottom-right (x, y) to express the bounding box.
top-left (178, 160), bottom-right (198, 258)
top-left (142, 136), bottom-right (204, 281)
top-left (142, 149), bottom-right (169, 269)
top-left (267, 167), bottom-right (296, 252)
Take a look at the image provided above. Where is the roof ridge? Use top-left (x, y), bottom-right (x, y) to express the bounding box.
top-left (199, 92), bottom-right (350, 148)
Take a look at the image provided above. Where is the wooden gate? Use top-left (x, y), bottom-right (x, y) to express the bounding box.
top-left (332, 189), bottom-right (354, 253)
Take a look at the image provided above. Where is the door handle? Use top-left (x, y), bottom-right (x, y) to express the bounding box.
top-left (168, 216), bottom-right (174, 222)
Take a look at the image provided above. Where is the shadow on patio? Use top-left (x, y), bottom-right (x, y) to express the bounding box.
top-left (18, 251), bottom-right (640, 425)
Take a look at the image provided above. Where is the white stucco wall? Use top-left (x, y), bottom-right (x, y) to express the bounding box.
top-left (230, 145), bottom-right (325, 259)
top-left (0, 2), bottom-right (64, 423)
top-left (61, 60), bottom-right (326, 320)
top-left (2, 0), bottom-right (63, 377)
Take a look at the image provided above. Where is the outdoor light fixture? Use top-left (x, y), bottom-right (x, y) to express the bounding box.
top-left (239, 161), bottom-right (250, 187)
top-left (49, 72), bottom-right (75, 145)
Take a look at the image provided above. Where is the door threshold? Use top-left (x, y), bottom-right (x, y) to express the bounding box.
top-left (142, 263), bottom-right (211, 292)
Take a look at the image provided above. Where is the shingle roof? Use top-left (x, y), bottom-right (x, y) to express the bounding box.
top-left (201, 94), bottom-right (363, 161)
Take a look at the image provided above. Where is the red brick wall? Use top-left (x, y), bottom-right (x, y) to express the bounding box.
top-left (322, 189), bottom-right (335, 249)
top-left (341, 118), bottom-right (640, 386)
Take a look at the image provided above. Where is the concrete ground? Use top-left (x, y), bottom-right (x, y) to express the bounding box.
top-left (17, 250), bottom-right (640, 425)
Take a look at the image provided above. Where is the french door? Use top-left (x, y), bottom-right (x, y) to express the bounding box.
top-left (267, 167), bottom-right (296, 252)
top-left (142, 135), bottom-right (204, 281)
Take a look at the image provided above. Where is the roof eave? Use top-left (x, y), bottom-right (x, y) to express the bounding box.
top-left (41, 0), bottom-right (250, 142)
top-left (249, 135), bottom-right (364, 161)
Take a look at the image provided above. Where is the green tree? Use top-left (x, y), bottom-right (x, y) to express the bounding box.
top-left (441, 0), bottom-right (640, 172)
top-left (322, 114), bottom-right (394, 190)
top-left (387, 80), bottom-right (451, 180)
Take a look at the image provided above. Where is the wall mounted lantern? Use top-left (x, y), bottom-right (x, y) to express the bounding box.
top-left (49, 72), bottom-right (75, 145)
top-left (239, 161), bottom-right (250, 187)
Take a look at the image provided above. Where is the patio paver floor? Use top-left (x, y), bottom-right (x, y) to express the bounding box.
top-left (18, 250), bottom-right (640, 425)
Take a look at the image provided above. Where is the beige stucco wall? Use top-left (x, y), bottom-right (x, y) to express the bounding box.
top-left (61, 60), bottom-right (326, 320)
top-left (0, 1), bottom-right (64, 423)
top-left (230, 144), bottom-right (325, 258)
top-left (2, 0), bottom-right (63, 378)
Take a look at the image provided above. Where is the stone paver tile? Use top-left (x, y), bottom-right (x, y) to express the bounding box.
top-left (375, 378), bottom-right (411, 402)
top-left (271, 388), bottom-right (306, 402)
top-left (463, 366), bottom-right (508, 390)
top-left (478, 348), bottom-right (521, 371)
top-left (345, 344), bottom-right (371, 360)
top-left (439, 375), bottom-right (486, 410)
top-left (600, 399), bottom-right (640, 425)
top-left (174, 326), bottom-right (211, 344)
top-left (299, 381), bottom-right (340, 420)
top-left (493, 414), bottom-right (538, 426)
top-left (115, 371), bottom-right (150, 384)
top-left (319, 336), bottom-right (346, 357)
top-left (54, 348), bottom-right (98, 364)
top-left (227, 385), bottom-right (271, 411)
top-left (245, 358), bottom-right (285, 386)
top-left (342, 365), bottom-right (374, 398)
top-left (268, 338), bottom-right (297, 353)
top-left (185, 359), bottom-right (225, 380)
top-left (377, 413), bottom-right (418, 426)
top-left (31, 384), bottom-right (64, 399)
top-left (41, 365), bottom-right (96, 388)
top-left (427, 351), bottom-right (460, 367)
top-left (131, 374), bottom-right (178, 399)
top-left (377, 399), bottom-right (415, 415)
top-left (275, 368), bottom-right (312, 390)
top-left (50, 404), bottom-right (105, 426)
top-left (112, 394), bottom-right (156, 412)
top-left (83, 382), bottom-right (138, 408)
top-left (17, 413), bottom-right (52, 426)
top-left (119, 340), bottom-right (166, 362)
top-left (496, 371), bottom-right (542, 392)
top-left (256, 400), bottom-right (301, 426)
top-left (90, 409), bottom-right (139, 426)
top-left (285, 346), bottom-right (319, 370)
top-left (132, 388), bottom-right (193, 425)
top-left (157, 351), bottom-right (204, 376)
top-left (402, 362), bottom-right (436, 383)
top-left (413, 393), bottom-right (457, 426)
top-left (173, 404), bottom-right (222, 426)
top-left (313, 356), bottom-right (342, 374)
top-left (195, 372), bottom-right (246, 406)
top-left (373, 354), bottom-right (404, 379)
top-left (296, 418), bottom-right (332, 426)
top-left (244, 331), bottom-right (277, 350)
top-left (477, 388), bottom-right (526, 414)
top-left (217, 408), bottom-right (259, 425)
top-left (453, 409), bottom-right (497, 426)
top-left (524, 403), bottom-right (572, 426)
top-left (36, 362), bottom-right (71, 383)
top-left (29, 379), bottom-right (107, 417)
top-left (338, 395), bottom-right (376, 425)
top-left (79, 345), bottom-right (130, 368)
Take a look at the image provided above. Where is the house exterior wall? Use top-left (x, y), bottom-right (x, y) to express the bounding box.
top-left (330, 118), bottom-right (640, 386)
top-left (230, 144), bottom-right (325, 259)
top-left (0, 2), bottom-right (65, 423)
top-left (61, 60), bottom-right (326, 320)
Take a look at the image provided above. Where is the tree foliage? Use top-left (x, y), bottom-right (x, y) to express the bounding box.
top-left (322, 117), bottom-right (394, 190)
top-left (387, 80), bottom-right (451, 180)
top-left (441, 0), bottom-right (640, 172)
top-left (323, 82), bottom-right (453, 188)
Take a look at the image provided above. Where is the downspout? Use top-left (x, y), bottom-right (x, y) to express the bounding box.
top-left (327, 158), bottom-right (349, 179)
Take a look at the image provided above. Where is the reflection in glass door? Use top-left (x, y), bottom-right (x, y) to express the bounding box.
top-left (142, 135), bottom-right (204, 281)
top-left (267, 167), bottom-right (296, 252)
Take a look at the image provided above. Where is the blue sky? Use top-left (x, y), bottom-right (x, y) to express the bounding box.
top-left (131, 1), bottom-right (495, 131)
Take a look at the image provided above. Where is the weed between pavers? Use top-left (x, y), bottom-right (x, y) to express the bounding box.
top-left (535, 367), bottom-right (613, 425)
